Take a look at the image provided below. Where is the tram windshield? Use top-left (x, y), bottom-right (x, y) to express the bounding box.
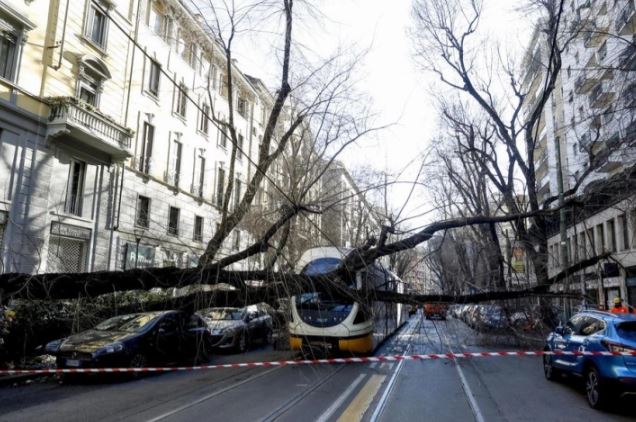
top-left (296, 257), bottom-right (354, 316)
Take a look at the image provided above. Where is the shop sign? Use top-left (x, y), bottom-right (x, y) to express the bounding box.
top-left (125, 243), bottom-right (155, 269)
top-left (50, 222), bottom-right (92, 240)
top-left (511, 243), bottom-right (525, 273)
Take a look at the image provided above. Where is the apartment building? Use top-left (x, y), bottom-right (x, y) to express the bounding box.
top-left (521, 0), bottom-right (636, 308)
top-left (0, 0), bottom-right (372, 275)
top-left (320, 162), bottom-right (381, 249)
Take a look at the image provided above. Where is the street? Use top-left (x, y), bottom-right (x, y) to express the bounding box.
top-left (1, 316), bottom-right (635, 422)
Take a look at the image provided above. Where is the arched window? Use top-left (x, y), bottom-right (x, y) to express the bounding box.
top-left (76, 57), bottom-right (111, 107)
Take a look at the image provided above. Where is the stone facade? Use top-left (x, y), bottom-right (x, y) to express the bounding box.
top-left (0, 0), bottom-right (372, 275)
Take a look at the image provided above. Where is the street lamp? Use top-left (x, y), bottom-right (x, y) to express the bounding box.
top-left (133, 227), bottom-right (145, 269)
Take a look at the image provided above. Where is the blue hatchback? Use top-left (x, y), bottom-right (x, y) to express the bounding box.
top-left (543, 310), bottom-right (636, 409)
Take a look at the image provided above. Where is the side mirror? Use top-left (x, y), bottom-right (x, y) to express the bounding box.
top-left (554, 326), bottom-right (564, 335)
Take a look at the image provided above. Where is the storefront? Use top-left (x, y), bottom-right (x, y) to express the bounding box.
top-left (626, 267), bottom-right (636, 308)
top-left (46, 222), bottom-right (92, 273)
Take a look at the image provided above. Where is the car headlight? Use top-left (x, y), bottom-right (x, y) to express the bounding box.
top-left (95, 342), bottom-right (125, 355)
top-left (45, 339), bottom-right (63, 354)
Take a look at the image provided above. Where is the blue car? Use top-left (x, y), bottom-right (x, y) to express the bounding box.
top-left (543, 310), bottom-right (636, 409)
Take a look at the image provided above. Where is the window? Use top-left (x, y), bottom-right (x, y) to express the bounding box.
top-left (0, 31), bottom-right (17, 81)
top-left (208, 65), bottom-right (217, 90)
top-left (619, 214), bottom-right (629, 251)
top-left (169, 139), bottom-right (182, 187)
top-left (148, 2), bottom-right (171, 41)
top-left (218, 123), bottom-right (228, 148)
top-left (136, 196), bottom-right (150, 228)
top-left (148, 60), bottom-right (161, 97)
top-left (79, 83), bottom-right (98, 106)
top-left (194, 216), bottom-right (203, 241)
top-left (76, 58), bottom-right (109, 108)
top-left (219, 73), bottom-right (228, 97)
top-left (579, 231), bottom-right (586, 259)
top-left (608, 219), bottom-right (616, 252)
top-left (199, 104), bottom-right (210, 134)
top-left (587, 228), bottom-right (595, 258)
top-left (196, 156), bottom-right (205, 197)
top-left (168, 206), bottom-right (179, 236)
top-left (233, 230), bottom-right (240, 250)
top-left (139, 122), bottom-right (154, 173)
top-left (65, 160), bottom-right (85, 216)
top-left (175, 83), bottom-right (187, 117)
top-left (216, 167), bottom-right (225, 208)
top-left (234, 179), bottom-right (241, 210)
top-left (85, 2), bottom-right (108, 49)
top-left (237, 98), bottom-right (248, 117)
top-left (187, 43), bottom-right (197, 68)
top-left (597, 224), bottom-right (605, 253)
top-left (237, 133), bottom-right (244, 160)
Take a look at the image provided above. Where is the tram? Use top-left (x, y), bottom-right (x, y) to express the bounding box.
top-left (288, 247), bottom-right (408, 355)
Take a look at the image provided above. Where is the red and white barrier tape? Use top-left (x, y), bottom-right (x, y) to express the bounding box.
top-left (2, 350), bottom-right (636, 375)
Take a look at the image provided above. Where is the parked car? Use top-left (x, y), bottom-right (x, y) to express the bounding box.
top-left (424, 303), bottom-right (448, 320)
top-left (45, 311), bottom-right (211, 369)
top-left (543, 310), bottom-right (636, 409)
top-left (198, 304), bottom-right (273, 352)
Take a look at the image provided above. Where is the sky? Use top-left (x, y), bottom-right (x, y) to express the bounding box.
top-left (225, 0), bottom-right (535, 230)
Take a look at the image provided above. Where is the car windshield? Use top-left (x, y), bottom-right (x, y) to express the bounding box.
top-left (203, 309), bottom-right (243, 320)
top-left (94, 314), bottom-right (160, 333)
top-left (616, 321), bottom-right (636, 341)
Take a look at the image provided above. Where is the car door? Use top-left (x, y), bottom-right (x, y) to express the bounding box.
top-left (571, 316), bottom-right (605, 375)
top-left (552, 314), bottom-right (585, 370)
top-left (245, 309), bottom-right (259, 340)
top-left (154, 314), bottom-right (181, 363)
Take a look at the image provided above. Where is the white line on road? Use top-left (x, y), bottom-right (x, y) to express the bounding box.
top-left (315, 373), bottom-right (367, 422)
top-left (437, 322), bottom-right (485, 422)
top-left (368, 317), bottom-right (420, 422)
top-left (145, 366), bottom-right (280, 422)
top-left (368, 344), bottom-right (410, 422)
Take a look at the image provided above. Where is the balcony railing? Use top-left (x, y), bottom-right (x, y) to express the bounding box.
top-left (47, 97), bottom-right (133, 160)
top-left (588, 80), bottom-right (615, 108)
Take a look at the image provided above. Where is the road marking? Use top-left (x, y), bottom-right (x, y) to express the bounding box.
top-left (439, 325), bottom-right (485, 422)
top-left (369, 344), bottom-right (411, 422)
top-left (145, 366), bottom-right (280, 422)
top-left (369, 363), bottom-right (378, 369)
top-left (315, 373), bottom-right (367, 422)
top-left (337, 375), bottom-right (385, 422)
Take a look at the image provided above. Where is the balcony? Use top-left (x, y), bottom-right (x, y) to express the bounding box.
top-left (588, 80), bottom-right (615, 108)
top-left (574, 73), bottom-right (598, 94)
top-left (616, 1), bottom-right (635, 35)
top-left (47, 97), bottom-right (133, 160)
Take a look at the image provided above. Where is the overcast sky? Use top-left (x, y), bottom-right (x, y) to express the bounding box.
top-left (226, 0), bottom-right (534, 229)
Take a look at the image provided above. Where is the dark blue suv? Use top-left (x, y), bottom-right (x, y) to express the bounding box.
top-left (543, 310), bottom-right (636, 409)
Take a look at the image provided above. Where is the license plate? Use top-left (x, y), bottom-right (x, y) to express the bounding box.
top-left (66, 359), bottom-right (81, 367)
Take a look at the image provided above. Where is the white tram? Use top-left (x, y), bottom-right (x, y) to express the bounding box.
top-left (288, 247), bottom-right (408, 355)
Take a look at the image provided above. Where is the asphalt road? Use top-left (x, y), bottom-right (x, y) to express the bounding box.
top-left (1, 316), bottom-right (635, 422)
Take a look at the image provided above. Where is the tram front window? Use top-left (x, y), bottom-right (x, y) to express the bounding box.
top-left (297, 258), bottom-right (354, 327)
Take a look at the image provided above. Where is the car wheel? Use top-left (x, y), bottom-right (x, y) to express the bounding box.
top-left (543, 354), bottom-right (559, 381)
top-left (130, 353), bottom-right (147, 368)
top-left (585, 366), bottom-right (612, 409)
top-left (237, 332), bottom-right (248, 353)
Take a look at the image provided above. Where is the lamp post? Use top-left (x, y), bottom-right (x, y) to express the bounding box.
top-left (133, 227), bottom-right (145, 269)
